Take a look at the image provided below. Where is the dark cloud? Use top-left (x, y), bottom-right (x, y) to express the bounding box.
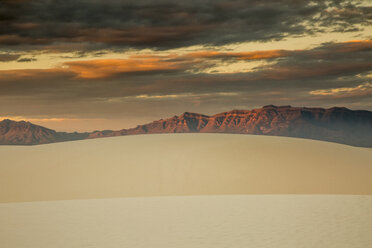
top-left (0, 53), bottom-right (20, 62)
top-left (251, 40), bottom-right (372, 81)
top-left (0, 0), bottom-right (371, 52)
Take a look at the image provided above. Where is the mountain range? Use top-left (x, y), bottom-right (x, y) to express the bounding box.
top-left (1, 105), bottom-right (372, 147)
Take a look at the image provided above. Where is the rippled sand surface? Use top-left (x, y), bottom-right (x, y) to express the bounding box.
top-left (1, 195), bottom-right (371, 248)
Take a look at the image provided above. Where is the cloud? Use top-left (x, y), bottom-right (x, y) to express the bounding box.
top-left (0, 53), bottom-right (20, 62)
top-left (17, 57), bottom-right (36, 62)
top-left (256, 62), bottom-right (372, 81)
top-left (1, 0), bottom-right (371, 52)
top-left (304, 40), bottom-right (372, 59)
top-left (65, 50), bottom-right (295, 79)
top-left (1, 40), bottom-right (372, 81)
top-left (128, 92), bottom-right (240, 100)
top-left (251, 40), bottom-right (372, 80)
top-left (184, 50), bottom-right (289, 60)
top-left (1, 39), bottom-right (372, 126)
top-left (309, 82), bottom-right (372, 97)
top-left (0, 49), bottom-right (291, 79)
top-left (64, 58), bottom-right (191, 79)
top-left (0, 68), bottom-right (73, 81)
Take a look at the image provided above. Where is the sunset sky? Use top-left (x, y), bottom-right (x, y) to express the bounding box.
top-left (1, 0), bottom-right (372, 131)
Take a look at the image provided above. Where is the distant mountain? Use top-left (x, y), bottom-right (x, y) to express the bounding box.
top-left (1, 105), bottom-right (372, 146)
top-left (0, 119), bottom-right (88, 145)
top-left (91, 105), bottom-right (372, 147)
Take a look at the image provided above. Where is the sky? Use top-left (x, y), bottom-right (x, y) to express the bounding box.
top-left (1, 0), bottom-right (372, 131)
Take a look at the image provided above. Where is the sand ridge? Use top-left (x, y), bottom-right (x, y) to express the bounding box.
top-left (0, 134), bottom-right (371, 203)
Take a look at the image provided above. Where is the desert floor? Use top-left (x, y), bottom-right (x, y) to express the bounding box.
top-left (0, 195), bottom-right (371, 248)
top-left (0, 134), bottom-right (371, 248)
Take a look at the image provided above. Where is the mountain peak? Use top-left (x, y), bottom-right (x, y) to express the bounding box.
top-left (328, 106), bottom-right (350, 111)
top-left (1, 118), bottom-right (16, 123)
top-left (0, 119), bottom-right (57, 145)
top-left (179, 111), bottom-right (192, 117)
top-left (179, 112), bottom-right (209, 119)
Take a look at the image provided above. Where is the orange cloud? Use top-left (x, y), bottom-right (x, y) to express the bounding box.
top-left (64, 58), bottom-right (187, 79)
top-left (39, 50), bottom-right (288, 79)
top-left (0, 56), bottom-right (193, 80)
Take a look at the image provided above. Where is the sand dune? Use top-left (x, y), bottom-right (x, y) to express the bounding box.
top-left (1, 134), bottom-right (371, 248)
top-left (0, 134), bottom-right (371, 203)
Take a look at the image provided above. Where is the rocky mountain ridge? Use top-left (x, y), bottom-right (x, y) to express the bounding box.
top-left (1, 105), bottom-right (372, 147)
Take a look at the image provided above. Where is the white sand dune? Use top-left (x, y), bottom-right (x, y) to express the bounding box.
top-left (1, 134), bottom-right (372, 248)
top-left (0, 134), bottom-right (371, 203)
top-left (1, 195), bottom-right (371, 248)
